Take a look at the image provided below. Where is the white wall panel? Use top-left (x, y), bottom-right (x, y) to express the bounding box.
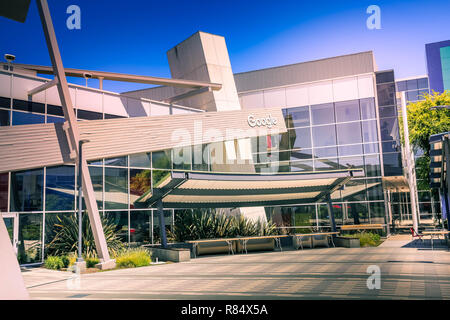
top-left (332, 77), bottom-right (359, 102)
top-left (285, 84), bottom-right (309, 107)
top-left (357, 74), bottom-right (375, 98)
top-left (0, 73), bottom-right (11, 98)
top-left (126, 97), bottom-right (149, 117)
top-left (76, 88), bottom-right (103, 113)
top-left (308, 80), bottom-right (333, 105)
top-left (45, 85), bottom-right (76, 107)
top-left (150, 103), bottom-right (170, 116)
top-left (103, 93), bottom-right (127, 117)
top-left (239, 92), bottom-right (264, 109)
top-left (263, 88), bottom-right (286, 108)
top-left (12, 76), bottom-right (46, 103)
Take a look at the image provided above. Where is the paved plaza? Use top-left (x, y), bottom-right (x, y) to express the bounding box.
top-left (22, 235), bottom-right (450, 300)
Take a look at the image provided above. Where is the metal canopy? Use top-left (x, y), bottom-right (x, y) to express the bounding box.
top-left (135, 169), bottom-right (364, 209)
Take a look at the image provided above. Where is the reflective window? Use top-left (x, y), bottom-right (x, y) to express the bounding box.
top-left (12, 111), bottom-right (45, 125)
top-left (0, 172), bottom-right (8, 211)
top-left (18, 213), bottom-right (43, 264)
top-left (369, 202), bottom-right (385, 224)
top-left (13, 99), bottom-right (45, 113)
top-left (153, 210), bottom-right (173, 244)
top-left (362, 120), bottom-right (379, 142)
top-left (153, 170), bottom-right (171, 188)
top-left (152, 150), bottom-right (171, 169)
top-left (104, 211), bottom-right (128, 243)
top-left (10, 169), bottom-right (44, 212)
top-left (46, 115), bottom-right (65, 123)
top-left (290, 149), bottom-right (313, 161)
top-left (45, 166), bottom-right (75, 211)
top-left (376, 83), bottom-right (396, 106)
top-left (379, 117), bottom-right (400, 141)
top-left (363, 143), bottom-right (379, 154)
top-left (376, 72), bottom-right (394, 84)
top-left (406, 79), bottom-right (418, 90)
top-left (360, 98), bottom-right (376, 120)
top-left (104, 156), bottom-right (127, 167)
top-left (312, 125), bottom-right (336, 147)
top-left (396, 81), bottom-right (407, 91)
top-left (47, 104), bottom-right (64, 116)
top-left (104, 167), bottom-right (128, 209)
top-left (382, 140), bottom-right (401, 153)
top-left (0, 97), bottom-right (10, 108)
top-left (290, 160), bottom-right (314, 172)
top-left (129, 152), bottom-right (151, 168)
top-left (292, 205), bottom-right (316, 227)
top-left (379, 106), bottom-right (397, 118)
top-left (289, 127), bottom-right (311, 149)
top-left (367, 178), bottom-right (384, 201)
top-left (88, 166), bottom-right (103, 209)
top-left (338, 144), bottom-right (363, 156)
top-left (285, 106), bottom-right (310, 128)
top-left (313, 147), bottom-right (337, 159)
top-left (364, 154), bottom-right (382, 177)
top-left (339, 156), bottom-right (364, 170)
top-left (335, 100), bottom-right (360, 122)
top-left (77, 109), bottom-right (103, 120)
top-left (406, 90), bottom-right (419, 101)
top-left (383, 152), bottom-right (403, 176)
top-left (192, 144), bottom-right (209, 171)
top-left (344, 202), bottom-right (369, 224)
top-left (129, 169), bottom-right (152, 209)
top-left (418, 89), bottom-right (429, 100)
top-left (342, 179), bottom-right (367, 202)
top-left (130, 210), bottom-right (152, 244)
top-left (105, 113), bottom-right (126, 119)
top-left (417, 78), bottom-right (428, 89)
top-left (0, 109), bottom-right (10, 126)
top-left (337, 122), bottom-right (362, 145)
top-left (314, 158), bottom-right (339, 171)
top-left (173, 146), bottom-right (192, 170)
top-left (88, 159), bottom-right (103, 166)
top-left (311, 103), bottom-right (334, 125)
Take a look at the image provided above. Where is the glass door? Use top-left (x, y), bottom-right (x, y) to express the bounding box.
top-left (2, 213), bottom-right (18, 255)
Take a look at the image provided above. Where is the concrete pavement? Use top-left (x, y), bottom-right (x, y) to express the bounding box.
top-left (22, 235), bottom-right (450, 300)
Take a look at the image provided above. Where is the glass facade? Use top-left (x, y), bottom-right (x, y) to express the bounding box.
top-left (1, 73), bottom-right (393, 265)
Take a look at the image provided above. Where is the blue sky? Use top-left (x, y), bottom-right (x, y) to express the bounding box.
top-left (1, 0), bottom-right (449, 92)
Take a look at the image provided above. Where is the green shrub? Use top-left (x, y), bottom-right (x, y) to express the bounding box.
top-left (169, 209), bottom-right (279, 241)
top-left (61, 255), bottom-right (70, 268)
top-left (44, 256), bottom-right (65, 270)
top-left (45, 213), bottom-right (124, 258)
top-left (341, 232), bottom-right (382, 247)
top-left (85, 257), bottom-right (100, 268)
top-left (115, 248), bottom-right (151, 268)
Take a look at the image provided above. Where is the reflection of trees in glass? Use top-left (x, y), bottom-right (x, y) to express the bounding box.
top-left (152, 170), bottom-right (170, 188)
top-left (130, 170), bottom-right (151, 196)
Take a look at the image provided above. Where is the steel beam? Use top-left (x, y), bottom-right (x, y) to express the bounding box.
top-left (157, 199), bottom-right (168, 248)
top-left (36, 0), bottom-right (114, 268)
top-left (3, 62), bottom-right (222, 91)
top-left (27, 78), bottom-right (58, 96)
top-left (326, 193), bottom-right (337, 233)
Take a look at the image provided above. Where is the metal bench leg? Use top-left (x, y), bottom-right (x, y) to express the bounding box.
top-left (192, 243), bottom-right (197, 258)
top-left (226, 240), bottom-right (234, 255)
top-left (329, 235), bottom-right (335, 248)
top-left (242, 240), bottom-right (248, 254)
top-left (299, 237), bottom-right (303, 250)
top-left (275, 238), bottom-right (282, 251)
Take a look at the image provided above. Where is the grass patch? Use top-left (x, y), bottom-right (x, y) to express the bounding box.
top-left (341, 232), bottom-right (382, 247)
top-left (44, 256), bottom-right (65, 270)
top-left (114, 248), bottom-right (151, 268)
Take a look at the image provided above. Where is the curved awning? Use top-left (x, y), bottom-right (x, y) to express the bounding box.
top-left (134, 168), bottom-right (364, 209)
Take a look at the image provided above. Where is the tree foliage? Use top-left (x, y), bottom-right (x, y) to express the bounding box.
top-left (404, 91), bottom-right (450, 188)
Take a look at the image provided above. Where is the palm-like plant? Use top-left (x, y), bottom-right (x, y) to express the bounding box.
top-left (169, 209), bottom-right (279, 241)
top-left (45, 213), bottom-right (124, 258)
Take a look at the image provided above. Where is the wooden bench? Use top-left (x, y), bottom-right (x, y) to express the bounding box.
top-left (340, 224), bottom-right (384, 231)
top-left (186, 235), bottom-right (290, 257)
top-left (292, 232), bottom-right (339, 250)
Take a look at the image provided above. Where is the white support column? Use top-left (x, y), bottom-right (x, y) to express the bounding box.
top-left (0, 217), bottom-right (29, 299)
top-left (36, 0), bottom-right (114, 269)
top-left (400, 92), bottom-right (419, 232)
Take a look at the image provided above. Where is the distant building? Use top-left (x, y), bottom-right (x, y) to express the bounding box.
top-left (426, 40), bottom-right (450, 93)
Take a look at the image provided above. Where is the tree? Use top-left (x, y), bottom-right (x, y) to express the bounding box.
top-left (404, 91), bottom-right (450, 189)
